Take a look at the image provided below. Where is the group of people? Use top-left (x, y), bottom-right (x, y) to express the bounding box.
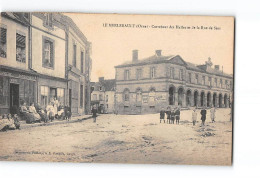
top-left (160, 106), bottom-right (181, 124)
top-left (0, 114), bottom-right (20, 131)
top-left (160, 106), bottom-right (217, 126)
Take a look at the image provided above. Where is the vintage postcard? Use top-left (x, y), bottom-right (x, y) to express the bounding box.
top-left (0, 12), bottom-right (234, 165)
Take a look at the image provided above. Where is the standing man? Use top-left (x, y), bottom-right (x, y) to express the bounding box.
top-left (160, 107), bottom-right (165, 123)
top-left (210, 106), bottom-right (216, 123)
top-left (92, 106), bottom-right (98, 123)
top-left (175, 107), bottom-right (180, 125)
top-left (200, 106), bottom-right (207, 126)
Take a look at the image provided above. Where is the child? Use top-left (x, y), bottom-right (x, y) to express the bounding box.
top-left (160, 107), bottom-right (165, 123)
top-left (192, 108), bottom-right (197, 126)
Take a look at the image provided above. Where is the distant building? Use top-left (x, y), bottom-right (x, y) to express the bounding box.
top-left (90, 77), bottom-right (116, 113)
top-left (0, 12), bottom-right (92, 116)
top-left (114, 50), bottom-right (233, 114)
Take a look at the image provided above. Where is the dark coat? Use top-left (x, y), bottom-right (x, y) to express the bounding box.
top-left (166, 110), bottom-right (171, 119)
top-left (92, 108), bottom-right (98, 118)
top-left (200, 109), bottom-right (207, 121)
top-left (171, 111), bottom-right (175, 119)
top-left (160, 110), bottom-right (165, 119)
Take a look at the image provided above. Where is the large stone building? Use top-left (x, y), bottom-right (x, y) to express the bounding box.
top-left (115, 50), bottom-right (233, 114)
top-left (0, 12), bottom-right (92, 116)
top-left (90, 77), bottom-right (116, 113)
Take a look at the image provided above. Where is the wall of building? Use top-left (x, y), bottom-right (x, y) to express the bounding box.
top-left (0, 17), bottom-right (29, 70)
top-left (31, 15), bottom-right (66, 79)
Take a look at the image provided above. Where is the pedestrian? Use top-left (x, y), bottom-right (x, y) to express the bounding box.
top-left (170, 108), bottom-right (175, 124)
top-left (92, 106), bottom-right (98, 123)
top-left (160, 107), bottom-right (165, 123)
top-left (192, 108), bottom-right (197, 126)
top-left (175, 107), bottom-right (180, 125)
top-left (200, 106), bottom-right (207, 126)
top-left (166, 106), bottom-right (171, 124)
top-left (210, 106), bottom-right (216, 123)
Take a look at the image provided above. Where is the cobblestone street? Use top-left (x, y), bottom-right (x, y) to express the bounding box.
top-left (0, 108), bottom-right (232, 165)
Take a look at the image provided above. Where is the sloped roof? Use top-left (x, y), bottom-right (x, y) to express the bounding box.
top-left (115, 53), bottom-right (233, 78)
top-left (90, 79), bottom-right (116, 91)
top-left (1, 12), bottom-right (30, 26)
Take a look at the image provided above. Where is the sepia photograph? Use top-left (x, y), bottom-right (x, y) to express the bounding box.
top-left (0, 12), bottom-right (234, 165)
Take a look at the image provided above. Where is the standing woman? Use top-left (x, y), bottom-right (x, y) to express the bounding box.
top-left (200, 106), bottom-right (207, 126)
top-left (210, 106), bottom-right (216, 123)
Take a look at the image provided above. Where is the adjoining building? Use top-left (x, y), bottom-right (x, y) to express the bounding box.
top-left (115, 50), bottom-right (233, 114)
top-left (0, 12), bottom-right (92, 116)
top-left (90, 77), bottom-right (116, 114)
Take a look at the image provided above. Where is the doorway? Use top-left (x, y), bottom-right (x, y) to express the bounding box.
top-left (69, 89), bottom-right (72, 108)
top-left (10, 83), bottom-right (19, 112)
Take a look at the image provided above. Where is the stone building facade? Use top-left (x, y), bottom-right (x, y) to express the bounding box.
top-left (90, 77), bottom-right (116, 114)
top-left (0, 12), bottom-right (92, 116)
top-left (115, 50), bottom-right (233, 114)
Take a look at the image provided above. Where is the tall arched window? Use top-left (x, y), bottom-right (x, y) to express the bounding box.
top-left (149, 88), bottom-right (156, 103)
top-left (123, 89), bottom-right (130, 102)
top-left (136, 88), bottom-right (142, 102)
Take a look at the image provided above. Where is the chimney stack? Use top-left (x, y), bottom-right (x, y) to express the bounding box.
top-left (155, 50), bottom-right (162, 57)
top-left (214, 65), bottom-right (220, 70)
top-left (132, 50), bottom-right (138, 62)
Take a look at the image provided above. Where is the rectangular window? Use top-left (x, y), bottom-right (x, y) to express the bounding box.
top-left (171, 67), bottom-right (175, 79)
top-left (225, 80), bottom-right (228, 89)
top-left (93, 94), bottom-right (97, 100)
top-left (81, 51), bottom-right (84, 73)
top-left (41, 86), bottom-right (49, 107)
top-left (215, 78), bottom-right (217, 87)
top-left (99, 94), bottom-right (103, 101)
top-left (220, 79), bottom-right (223, 88)
top-left (106, 95), bottom-right (108, 102)
top-left (73, 44), bottom-right (77, 67)
top-left (188, 73), bottom-right (192, 83)
top-left (42, 37), bottom-right (54, 68)
top-left (16, 33), bottom-right (26, 63)
top-left (195, 74), bottom-right (198, 84)
top-left (136, 68), bottom-right (142, 80)
top-left (124, 70), bottom-right (130, 80)
top-left (151, 67), bottom-right (156, 78)
top-left (208, 77), bottom-right (212, 86)
top-left (44, 13), bottom-right (53, 28)
top-left (179, 69), bottom-right (183, 80)
top-left (80, 85), bottom-right (83, 107)
top-left (202, 76), bottom-right (205, 85)
top-left (57, 88), bottom-right (65, 106)
top-left (0, 27), bottom-right (7, 58)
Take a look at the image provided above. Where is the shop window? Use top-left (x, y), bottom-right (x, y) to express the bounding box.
top-left (42, 37), bottom-right (54, 68)
top-left (41, 86), bottom-right (48, 107)
top-left (149, 88), bottom-right (156, 104)
top-left (0, 76), bottom-right (8, 106)
top-left (80, 85), bottom-right (83, 107)
top-left (0, 27), bottom-right (7, 58)
top-left (16, 33), bottom-right (26, 63)
top-left (57, 88), bottom-right (65, 106)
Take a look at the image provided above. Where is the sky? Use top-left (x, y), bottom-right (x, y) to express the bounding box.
top-left (64, 13), bottom-right (234, 82)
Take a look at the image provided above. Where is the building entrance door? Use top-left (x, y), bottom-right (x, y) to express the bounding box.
top-left (10, 83), bottom-right (19, 111)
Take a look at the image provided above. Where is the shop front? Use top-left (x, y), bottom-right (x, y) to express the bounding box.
top-left (0, 66), bottom-right (37, 114)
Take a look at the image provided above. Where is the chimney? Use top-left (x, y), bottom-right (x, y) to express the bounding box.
top-left (155, 50), bottom-right (162, 57)
top-left (132, 50), bottom-right (138, 62)
top-left (214, 65), bottom-right (220, 70)
top-left (99, 77), bottom-right (104, 82)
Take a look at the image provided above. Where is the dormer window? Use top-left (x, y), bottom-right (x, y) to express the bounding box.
top-left (44, 13), bottom-right (53, 28)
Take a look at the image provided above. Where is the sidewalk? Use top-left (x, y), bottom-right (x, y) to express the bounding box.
top-left (20, 115), bottom-right (93, 130)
